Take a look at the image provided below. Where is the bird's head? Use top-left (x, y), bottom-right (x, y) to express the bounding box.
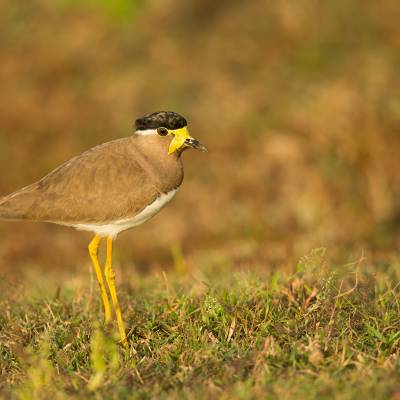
top-left (134, 111), bottom-right (208, 155)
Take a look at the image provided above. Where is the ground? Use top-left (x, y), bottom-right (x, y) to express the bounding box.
top-left (1, 248), bottom-right (400, 399)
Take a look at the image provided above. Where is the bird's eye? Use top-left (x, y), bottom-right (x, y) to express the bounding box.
top-left (157, 127), bottom-right (169, 136)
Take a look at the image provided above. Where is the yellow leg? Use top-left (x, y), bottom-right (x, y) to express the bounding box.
top-left (88, 235), bottom-right (113, 324)
top-left (104, 236), bottom-right (128, 346)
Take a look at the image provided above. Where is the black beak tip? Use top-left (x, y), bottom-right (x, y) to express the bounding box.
top-left (199, 143), bottom-right (208, 152)
top-left (186, 138), bottom-right (208, 152)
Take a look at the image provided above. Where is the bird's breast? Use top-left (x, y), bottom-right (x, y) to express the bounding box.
top-left (69, 188), bottom-right (179, 238)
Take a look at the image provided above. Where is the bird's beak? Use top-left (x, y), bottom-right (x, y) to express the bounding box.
top-left (168, 127), bottom-right (208, 154)
top-left (184, 138), bottom-right (208, 152)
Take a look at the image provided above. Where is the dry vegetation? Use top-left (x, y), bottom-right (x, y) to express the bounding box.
top-left (0, 0), bottom-right (400, 398)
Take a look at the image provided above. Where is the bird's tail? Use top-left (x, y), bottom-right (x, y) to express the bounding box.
top-left (0, 189), bottom-right (34, 221)
top-left (0, 196), bottom-right (8, 220)
top-left (0, 195), bottom-right (19, 220)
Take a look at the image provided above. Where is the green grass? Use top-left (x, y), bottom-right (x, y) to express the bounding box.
top-left (1, 249), bottom-right (400, 399)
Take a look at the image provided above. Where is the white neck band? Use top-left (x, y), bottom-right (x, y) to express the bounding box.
top-left (135, 129), bottom-right (158, 136)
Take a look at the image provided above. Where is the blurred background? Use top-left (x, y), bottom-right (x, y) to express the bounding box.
top-left (0, 0), bottom-right (399, 281)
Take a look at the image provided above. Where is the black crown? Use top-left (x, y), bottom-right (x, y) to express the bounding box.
top-left (135, 111), bottom-right (187, 131)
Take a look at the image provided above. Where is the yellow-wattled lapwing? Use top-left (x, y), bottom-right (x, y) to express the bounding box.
top-left (0, 111), bottom-right (207, 346)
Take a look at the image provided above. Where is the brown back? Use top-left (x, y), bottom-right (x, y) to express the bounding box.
top-left (0, 134), bottom-right (184, 223)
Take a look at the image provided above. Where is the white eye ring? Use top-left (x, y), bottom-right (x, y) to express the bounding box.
top-left (157, 127), bottom-right (169, 136)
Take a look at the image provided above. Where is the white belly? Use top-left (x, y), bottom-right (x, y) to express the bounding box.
top-left (70, 189), bottom-right (178, 238)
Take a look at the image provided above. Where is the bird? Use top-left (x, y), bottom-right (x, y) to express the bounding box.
top-left (0, 111), bottom-right (207, 346)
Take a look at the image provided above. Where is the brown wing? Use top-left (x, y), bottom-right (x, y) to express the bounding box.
top-left (0, 138), bottom-right (161, 223)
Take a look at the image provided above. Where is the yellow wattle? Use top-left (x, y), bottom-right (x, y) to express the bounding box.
top-left (168, 127), bottom-right (192, 155)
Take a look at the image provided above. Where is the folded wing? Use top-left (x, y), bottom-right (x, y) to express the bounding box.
top-left (0, 138), bottom-right (160, 224)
